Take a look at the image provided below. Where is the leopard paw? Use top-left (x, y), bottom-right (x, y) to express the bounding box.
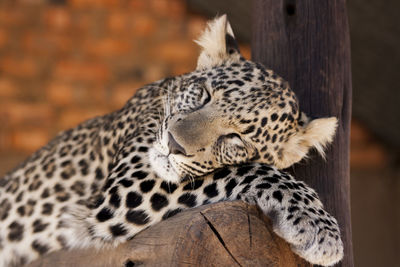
top-left (276, 210), bottom-right (344, 266)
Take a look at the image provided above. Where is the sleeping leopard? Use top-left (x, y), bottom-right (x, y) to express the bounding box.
top-left (0, 16), bottom-right (343, 266)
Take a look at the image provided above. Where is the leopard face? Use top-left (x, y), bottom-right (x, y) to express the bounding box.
top-left (149, 16), bottom-right (337, 183)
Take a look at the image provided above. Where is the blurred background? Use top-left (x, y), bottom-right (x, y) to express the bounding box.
top-left (0, 0), bottom-right (398, 266)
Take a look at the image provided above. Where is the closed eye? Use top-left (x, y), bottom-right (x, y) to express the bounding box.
top-left (203, 86), bottom-right (211, 105)
top-left (224, 133), bottom-right (242, 140)
top-left (189, 84), bottom-right (211, 112)
top-left (217, 133), bottom-right (244, 146)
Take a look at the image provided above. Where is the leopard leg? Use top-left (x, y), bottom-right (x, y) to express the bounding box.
top-left (228, 164), bottom-right (344, 266)
top-left (68, 162), bottom-right (342, 266)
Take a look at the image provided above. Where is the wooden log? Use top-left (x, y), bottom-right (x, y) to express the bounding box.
top-left (252, 1), bottom-right (354, 266)
top-left (28, 201), bottom-right (311, 267)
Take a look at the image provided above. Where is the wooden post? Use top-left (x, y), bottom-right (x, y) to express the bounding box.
top-left (29, 201), bottom-right (311, 267)
top-left (252, 1), bottom-right (353, 267)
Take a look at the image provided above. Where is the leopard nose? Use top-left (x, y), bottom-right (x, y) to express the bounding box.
top-left (168, 132), bottom-right (187, 156)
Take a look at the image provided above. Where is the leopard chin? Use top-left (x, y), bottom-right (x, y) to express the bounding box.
top-left (148, 147), bottom-right (181, 184)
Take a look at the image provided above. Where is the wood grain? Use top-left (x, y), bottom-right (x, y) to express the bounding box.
top-left (28, 201), bottom-right (311, 267)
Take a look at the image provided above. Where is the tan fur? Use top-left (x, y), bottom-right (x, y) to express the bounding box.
top-left (275, 117), bottom-right (338, 169)
top-left (154, 16), bottom-right (339, 179)
top-left (195, 15), bottom-right (241, 70)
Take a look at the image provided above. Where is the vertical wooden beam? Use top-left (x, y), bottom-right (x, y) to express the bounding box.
top-left (252, 1), bottom-right (353, 267)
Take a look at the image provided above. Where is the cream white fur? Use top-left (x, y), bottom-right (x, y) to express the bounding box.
top-left (196, 15), bottom-right (240, 69)
top-left (277, 116), bottom-right (338, 169)
top-left (149, 147), bottom-right (181, 183)
top-left (303, 117), bottom-right (338, 157)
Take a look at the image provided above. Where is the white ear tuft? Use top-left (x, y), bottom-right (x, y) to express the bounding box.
top-left (275, 116), bottom-right (338, 169)
top-left (195, 15), bottom-right (241, 70)
top-left (302, 117), bottom-right (338, 158)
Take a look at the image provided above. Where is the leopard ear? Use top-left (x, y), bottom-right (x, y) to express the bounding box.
top-left (195, 15), bottom-right (241, 70)
top-left (276, 115), bottom-right (338, 169)
top-left (300, 116), bottom-right (338, 158)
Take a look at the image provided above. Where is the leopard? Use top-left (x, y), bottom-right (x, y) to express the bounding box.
top-left (0, 15), bottom-right (343, 267)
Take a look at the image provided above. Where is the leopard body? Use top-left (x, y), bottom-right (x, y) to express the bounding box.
top-left (0, 16), bottom-right (343, 266)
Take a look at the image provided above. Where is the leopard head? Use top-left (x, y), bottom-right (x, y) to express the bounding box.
top-left (150, 15), bottom-right (337, 183)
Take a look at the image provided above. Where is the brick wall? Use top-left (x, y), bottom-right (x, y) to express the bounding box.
top-left (1, 0), bottom-right (176, 153)
top-left (0, 0), bottom-right (385, 172)
top-left (0, 0), bottom-right (251, 156)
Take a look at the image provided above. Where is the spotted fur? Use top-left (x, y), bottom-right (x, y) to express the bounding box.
top-left (0, 16), bottom-right (343, 267)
